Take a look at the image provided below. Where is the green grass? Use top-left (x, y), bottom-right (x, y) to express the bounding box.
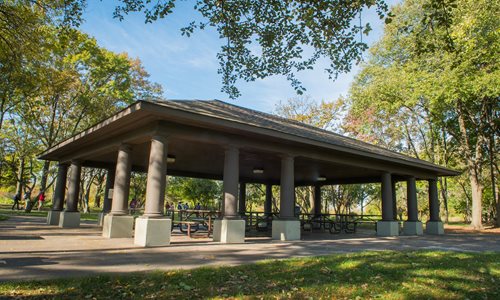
top-left (1, 250), bottom-right (498, 299)
top-left (0, 207), bottom-right (99, 221)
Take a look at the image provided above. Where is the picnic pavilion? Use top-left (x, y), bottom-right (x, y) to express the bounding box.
top-left (39, 100), bottom-right (459, 247)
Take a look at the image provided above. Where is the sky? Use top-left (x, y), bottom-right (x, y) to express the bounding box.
top-left (81, 0), bottom-right (399, 113)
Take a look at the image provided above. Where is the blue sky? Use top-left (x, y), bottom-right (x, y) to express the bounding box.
top-left (81, 0), bottom-right (399, 112)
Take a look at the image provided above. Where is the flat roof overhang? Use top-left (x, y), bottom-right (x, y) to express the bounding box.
top-left (39, 100), bottom-right (460, 184)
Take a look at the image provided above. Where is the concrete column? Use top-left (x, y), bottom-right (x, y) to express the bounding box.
top-left (47, 163), bottom-right (68, 225)
top-left (98, 168), bottom-right (115, 227)
top-left (381, 173), bottom-right (394, 221)
top-left (264, 184), bottom-right (273, 216)
top-left (214, 145), bottom-right (245, 243)
top-left (377, 172), bottom-right (399, 236)
top-left (426, 178), bottom-right (444, 234)
top-left (403, 177), bottom-right (423, 235)
top-left (59, 161), bottom-right (81, 228)
top-left (103, 145), bottom-right (135, 238)
top-left (391, 179), bottom-right (398, 220)
top-left (428, 179), bottom-right (440, 221)
top-left (407, 177), bottom-right (418, 221)
top-left (103, 168), bottom-right (115, 213)
top-left (110, 144), bottom-right (132, 216)
top-left (313, 185), bottom-right (322, 216)
top-left (65, 161), bottom-right (81, 212)
top-left (143, 135), bottom-right (168, 217)
top-left (238, 183), bottom-right (246, 216)
top-left (279, 155), bottom-right (295, 219)
top-left (272, 155), bottom-right (300, 241)
top-left (134, 135), bottom-right (171, 246)
top-left (223, 146), bottom-right (239, 219)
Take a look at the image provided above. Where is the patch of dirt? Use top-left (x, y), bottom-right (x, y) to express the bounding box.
top-left (445, 224), bottom-right (500, 235)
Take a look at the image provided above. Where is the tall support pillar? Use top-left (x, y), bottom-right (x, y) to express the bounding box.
top-left (377, 172), bottom-right (399, 236)
top-left (272, 155), bottom-right (300, 241)
top-left (403, 177), bottom-right (423, 235)
top-left (103, 168), bottom-right (115, 213)
top-left (264, 184), bottom-right (273, 216)
top-left (47, 163), bottom-right (68, 225)
top-left (238, 183), bottom-right (246, 216)
top-left (313, 185), bottom-right (322, 217)
top-left (426, 178), bottom-right (444, 234)
top-left (135, 135), bottom-right (172, 246)
top-left (98, 168), bottom-right (115, 226)
top-left (104, 144), bottom-right (134, 238)
top-left (110, 144), bottom-right (132, 215)
top-left (391, 179), bottom-right (398, 220)
top-left (213, 146), bottom-right (245, 243)
top-left (59, 161), bottom-right (81, 228)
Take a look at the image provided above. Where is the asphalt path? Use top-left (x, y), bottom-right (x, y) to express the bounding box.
top-left (1, 215), bottom-right (499, 282)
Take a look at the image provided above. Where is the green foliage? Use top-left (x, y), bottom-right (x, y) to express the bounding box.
top-left (167, 177), bottom-right (221, 209)
top-left (0, 1), bottom-right (163, 207)
top-left (344, 0), bottom-right (499, 225)
top-left (1, 251), bottom-right (498, 298)
top-left (113, 0), bottom-right (392, 99)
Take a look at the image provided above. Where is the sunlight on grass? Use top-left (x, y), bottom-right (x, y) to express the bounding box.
top-left (0, 250), bottom-right (498, 299)
top-left (0, 207), bottom-right (99, 221)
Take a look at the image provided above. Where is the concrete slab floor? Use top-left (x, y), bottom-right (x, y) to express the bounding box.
top-left (1, 215), bottom-right (499, 282)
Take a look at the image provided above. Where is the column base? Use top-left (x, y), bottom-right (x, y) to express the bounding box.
top-left (272, 220), bottom-right (301, 241)
top-left (47, 210), bottom-right (61, 225)
top-left (376, 221), bottom-right (399, 236)
top-left (403, 221), bottom-right (423, 235)
top-left (58, 211), bottom-right (80, 228)
top-left (134, 217), bottom-right (171, 247)
top-left (425, 221), bottom-right (444, 235)
top-left (97, 212), bottom-right (106, 227)
top-left (102, 215), bottom-right (134, 238)
top-left (212, 219), bottom-right (246, 243)
top-left (213, 219), bottom-right (222, 242)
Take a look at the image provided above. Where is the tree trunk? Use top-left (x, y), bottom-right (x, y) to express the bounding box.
top-left (470, 172), bottom-right (483, 229)
top-left (457, 102), bottom-right (484, 229)
top-left (439, 177), bottom-right (449, 223)
top-left (489, 136), bottom-right (499, 227)
top-left (15, 157), bottom-right (25, 197)
top-left (39, 160), bottom-right (50, 193)
top-left (308, 186), bottom-right (315, 214)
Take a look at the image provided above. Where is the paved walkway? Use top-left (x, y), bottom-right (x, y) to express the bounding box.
top-left (1, 215), bottom-right (499, 282)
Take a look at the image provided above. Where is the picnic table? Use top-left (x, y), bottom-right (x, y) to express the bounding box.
top-left (171, 209), bottom-right (218, 238)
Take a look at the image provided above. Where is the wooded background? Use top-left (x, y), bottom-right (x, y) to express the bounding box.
top-left (0, 0), bottom-right (497, 229)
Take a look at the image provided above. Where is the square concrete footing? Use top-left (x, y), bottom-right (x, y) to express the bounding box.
top-left (97, 212), bottom-right (106, 227)
top-left (272, 219), bottom-right (301, 241)
top-left (403, 221), bottom-right (423, 235)
top-left (58, 211), bottom-right (80, 228)
top-left (376, 221), bottom-right (399, 236)
top-left (47, 210), bottom-right (61, 225)
top-left (102, 215), bottom-right (134, 238)
top-left (213, 220), bottom-right (221, 242)
top-left (134, 217), bottom-right (171, 247)
top-left (212, 219), bottom-right (246, 243)
top-left (425, 221), bottom-right (444, 235)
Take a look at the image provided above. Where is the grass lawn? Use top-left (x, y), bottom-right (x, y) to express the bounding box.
top-left (0, 206), bottom-right (99, 221)
top-left (1, 250), bottom-right (498, 299)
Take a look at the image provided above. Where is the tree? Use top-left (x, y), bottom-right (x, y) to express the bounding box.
top-left (2, 1), bottom-right (395, 99)
top-left (345, 0), bottom-right (499, 228)
top-left (0, 6), bottom-right (162, 211)
top-left (167, 177), bottom-right (221, 209)
top-left (113, 0), bottom-right (393, 99)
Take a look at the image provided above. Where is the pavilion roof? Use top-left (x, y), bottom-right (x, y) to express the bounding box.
top-left (152, 99), bottom-right (454, 173)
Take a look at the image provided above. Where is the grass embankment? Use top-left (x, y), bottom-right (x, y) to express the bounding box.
top-left (1, 251), bottom-right (499, 299)
top-left (0, 206), bottom-right (99, 221)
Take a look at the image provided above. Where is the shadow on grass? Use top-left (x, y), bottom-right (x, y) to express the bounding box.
top-left (1, 250), bottom-right (499, 299)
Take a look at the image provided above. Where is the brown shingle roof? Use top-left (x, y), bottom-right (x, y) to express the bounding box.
top-left (150, 99), bottom-right (448, 171)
